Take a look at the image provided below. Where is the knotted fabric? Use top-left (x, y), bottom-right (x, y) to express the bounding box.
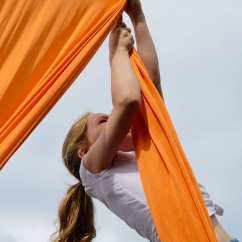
top-left (0, 0), bottom-right (217, 241)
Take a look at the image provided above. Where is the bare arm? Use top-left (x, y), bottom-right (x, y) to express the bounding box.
top-left (82, 21), bottom-right (141, 174)
top-left (210, 214), bottom-right (233, 242)
top-left (126, 5), bottom-right (164, 102)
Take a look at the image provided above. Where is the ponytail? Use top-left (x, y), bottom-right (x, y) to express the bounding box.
top-left (51, 183), bottom-right (96, 242)
top-left (51, 112), bottom-right (96, 242)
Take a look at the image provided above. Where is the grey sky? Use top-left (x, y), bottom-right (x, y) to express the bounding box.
top-left (0, 0), bottom-right (241, 241)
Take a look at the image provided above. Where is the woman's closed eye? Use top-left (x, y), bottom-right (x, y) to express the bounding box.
top-left (100, 119), bottom-right (107, 124)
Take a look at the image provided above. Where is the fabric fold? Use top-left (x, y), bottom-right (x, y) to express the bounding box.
top-left (0, 0), bottom-right (127, 168)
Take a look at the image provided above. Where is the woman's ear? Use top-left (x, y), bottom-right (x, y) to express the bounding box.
top-left (78, 147), bottom-right (89, 159)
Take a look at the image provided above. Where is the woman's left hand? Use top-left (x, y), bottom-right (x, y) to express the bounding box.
top-left (124, 0), bottom-right (143, 21)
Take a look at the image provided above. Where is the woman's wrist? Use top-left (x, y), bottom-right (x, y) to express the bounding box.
top-left (109, 48), bottom-right (129, 65)
top-left (130, 10), bottom-right (146, 26)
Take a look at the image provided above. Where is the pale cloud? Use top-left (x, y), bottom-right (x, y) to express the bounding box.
top-left (0, 233), bottom-right (17, 242)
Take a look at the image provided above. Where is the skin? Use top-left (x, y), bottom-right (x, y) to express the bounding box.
top-left (80, 0), bottom-right (234, 241)
top-left (78, 19), bottom-right (140, 162)
top-left (86, 113), bottom-right (134, 153)
top-left (210, 214), bottom-right (233, 242)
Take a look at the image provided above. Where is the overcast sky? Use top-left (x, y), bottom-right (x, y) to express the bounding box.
top-left (0, 0), bottom-right (241, 241)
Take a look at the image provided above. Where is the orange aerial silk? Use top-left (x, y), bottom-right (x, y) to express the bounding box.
top-left (0, 0), bottom-right (217, 241)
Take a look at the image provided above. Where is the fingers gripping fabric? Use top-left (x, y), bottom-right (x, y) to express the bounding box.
top-left (0, 1), bottom-right (217, 242)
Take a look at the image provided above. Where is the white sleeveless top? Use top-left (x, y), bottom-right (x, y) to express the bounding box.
top-left (79, 151), bottom-right (223, 242)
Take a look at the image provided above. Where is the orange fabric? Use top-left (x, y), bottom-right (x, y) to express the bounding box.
top-left (0, 0), bottom-right (217, 241)
top-left (129, 49), bottom-right (218, 241)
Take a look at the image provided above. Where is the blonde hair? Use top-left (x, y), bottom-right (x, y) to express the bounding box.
top-left (51, 112), bottom-right (96, 242)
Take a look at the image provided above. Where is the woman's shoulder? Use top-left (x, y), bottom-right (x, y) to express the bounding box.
top-left (79, 151), bottom-right (136, 187)
top-left (79, 153), bottom-right (116, 187)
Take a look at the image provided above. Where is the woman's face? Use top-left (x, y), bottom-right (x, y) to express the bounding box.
top-left (86, 113), bottom-right (134, 152)
top-left (86, 113), bottom-right (109, 147)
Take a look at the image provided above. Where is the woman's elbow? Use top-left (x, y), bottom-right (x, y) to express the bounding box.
top-left (127, 98), bottom-right (141, 112)
top-left (116, 96), bottom-right (141, 114)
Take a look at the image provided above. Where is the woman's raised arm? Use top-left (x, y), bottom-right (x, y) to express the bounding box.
top-left (79, 21), bottom-right (141, 174)
top-left (125, 0), bottom-right (164, 102)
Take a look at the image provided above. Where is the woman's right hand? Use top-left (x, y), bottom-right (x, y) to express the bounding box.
top-left (109, 20), bottom-right (134, 64)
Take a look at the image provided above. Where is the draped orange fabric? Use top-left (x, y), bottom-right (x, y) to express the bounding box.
top-left (0, 0), bottom-right (217, 241)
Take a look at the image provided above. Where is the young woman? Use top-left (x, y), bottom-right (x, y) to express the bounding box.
top-left (51, 1), bottom-right (238, 242)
